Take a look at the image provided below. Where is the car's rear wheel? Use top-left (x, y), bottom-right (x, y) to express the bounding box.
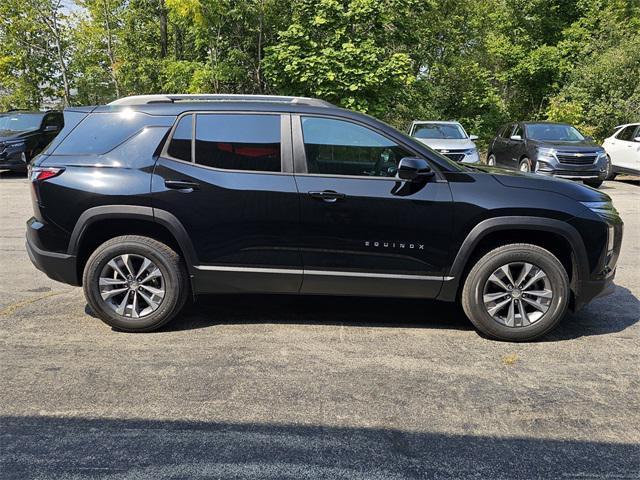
top-left (83, 235), bottom-right (189, 332)
top-left (519, 158), bottom-right (532, 173)
top-left (461, 244), bottom-right (570, 341)
top-left (487, 154), bottom-right (496, 166)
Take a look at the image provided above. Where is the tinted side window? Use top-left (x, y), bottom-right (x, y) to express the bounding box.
top-left (53, 112), bottom-right (166, 155)
top-left (513, 124), bottom-right (523, 137)
top-left (43, 113), bottom-right (63, 129)
top-left (301, 117), bottom-right (412, 177)
top-left (167, 115), bottom-right (192, 162)
top-left (498, 124), bottom-right (509, 138)
top-left (617, 125), bottom-right (635, 141)
top-left (195, 114), bottom-right (281, 172)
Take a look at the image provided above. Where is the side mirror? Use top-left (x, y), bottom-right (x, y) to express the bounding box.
top-left (510, 135), bottom-right (522, 141)
top-left (44, 125), bottom-right (59, 133)
top-left (469, 135), bottom-right (478, 141)
top-left (398, 157), bottom-right (434, 182)
top-left (634, 137), bottom-right (640, 143)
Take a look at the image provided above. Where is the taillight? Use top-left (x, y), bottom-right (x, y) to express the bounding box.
top-left (30, 167), bottom-right (64, 182)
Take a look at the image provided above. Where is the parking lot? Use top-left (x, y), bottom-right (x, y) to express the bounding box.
top-left (1, 172), bottom-right (638, 479)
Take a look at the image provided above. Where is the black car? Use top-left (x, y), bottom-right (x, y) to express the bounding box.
top-left (26, 95), bottom-right (622, 341)
top-left (0, 110), bottom-right (64, 171)
top-left (487, 122), bottom-right (609, 188)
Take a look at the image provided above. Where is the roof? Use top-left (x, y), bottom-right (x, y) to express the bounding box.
top-left (108, 94), bottom-right (333, 108)
top-left (411, 120), bottom-right (461, 125)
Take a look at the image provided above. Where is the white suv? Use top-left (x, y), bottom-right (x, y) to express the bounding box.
top-left (408, 121), bottom-right (480, 164)
top-left (603, 123), bottom-right (640, 178)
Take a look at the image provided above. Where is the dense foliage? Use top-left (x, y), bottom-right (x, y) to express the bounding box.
top-left (1, 0), bottom-right (638, 142)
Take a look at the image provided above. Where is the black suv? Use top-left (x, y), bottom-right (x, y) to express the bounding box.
top-left (0, 110), bottom-right (64, 171)
top-left (26, 95), bottom-right (622, 341)
top-left (487, 122), bottom-right (609, 188)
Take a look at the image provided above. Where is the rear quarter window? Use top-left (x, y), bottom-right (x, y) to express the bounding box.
top-left (52, 111), bottom-right (173, 155)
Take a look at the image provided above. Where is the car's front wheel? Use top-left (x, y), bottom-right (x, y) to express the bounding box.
top-left (487, 153), bottom-right (496, 166)
top-left (83, 235), bottom-right (189, 332)
top-left (461, 244), bottom-right (570, 341)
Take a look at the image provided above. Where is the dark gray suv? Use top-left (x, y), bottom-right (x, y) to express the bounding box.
top-left (487, 122), bottom-right (608, 188)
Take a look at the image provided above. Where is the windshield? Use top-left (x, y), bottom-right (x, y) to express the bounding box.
top-left (413, 123), bottom-right (467, 140)
top-left (0, 113), bottom-right (43, 133)
top-left (526, 124), bottom-right (585, 141)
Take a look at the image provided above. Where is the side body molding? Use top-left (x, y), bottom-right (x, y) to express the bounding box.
top-left (437, 216), bottom-right (588, 302)
top-left (67, 205), bottom-right (198, 275)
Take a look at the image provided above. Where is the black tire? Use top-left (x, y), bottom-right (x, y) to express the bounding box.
top-left (604, 155), bottom-right (616, 180)
top-left (519, 157), bottom-right (532, 173)
top-left (461, 244), bottom-right (570, 341)
top-left (584, 179), bottom-right (604, 188)
top-left (487, 153), bottom-right (496, 166)
top-left (82, 235), bottom-right (189, 332)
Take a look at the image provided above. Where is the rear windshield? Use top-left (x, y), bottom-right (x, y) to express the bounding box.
top-left (52, 111), bottom-right (173, 155)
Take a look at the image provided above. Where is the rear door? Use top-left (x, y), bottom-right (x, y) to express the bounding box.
top-left (615, 125), bottom-right (640, 170)
top-left (292, 114), bottom-right (453, 298)
top-left (493, 124), bottom-right (512, 165)
top-left (152, 112), bottom-right (303, 294)
top-left (504, 123), bottom-right (524, 168)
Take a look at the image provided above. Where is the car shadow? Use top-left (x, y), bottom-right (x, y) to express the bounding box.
top-left (164, 294), bottom-right (473, 333)
top-left (2, 415), bottom-right (639, 479)
top-left (0, 169), bottom-right (27, 179)
top-left (547, 285), bottom-right (640, 341)
top-left (156, 284), bottom-right (639, 340)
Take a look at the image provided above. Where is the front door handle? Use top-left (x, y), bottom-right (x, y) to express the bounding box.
top-left (308, 190), bottom-right (346, 203)
top-left (165, 180), bottom-right (200, 191)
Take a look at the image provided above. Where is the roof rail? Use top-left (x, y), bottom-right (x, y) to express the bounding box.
top-left (108, 94), bottom-right (333, 108)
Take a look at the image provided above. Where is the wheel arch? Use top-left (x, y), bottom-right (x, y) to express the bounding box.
top-left (438, 217), bottom-right (588, 305)
top-left (69, 206), bottom-right (197, 283)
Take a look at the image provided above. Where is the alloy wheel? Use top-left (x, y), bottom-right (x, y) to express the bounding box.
top-left (98, 254), bottom-right (165, 318)
top-left (519, 161), bottom-right (530, 172)
top-left (482, 262), bottom-right (553, 327)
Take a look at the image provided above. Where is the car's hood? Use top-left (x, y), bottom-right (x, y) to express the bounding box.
top-left (528, 139), bottom-right (602, 151)
top-left (0, 130), bottom-right (31, 142)
top-left (472, 165), bottom-right (610, 202)
top-left (415, 138), bottom-right (475, 151)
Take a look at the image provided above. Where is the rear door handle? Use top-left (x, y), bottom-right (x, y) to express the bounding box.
top-left (308, 190), bottom-right (346, 203)
top-left (165, 180), bottom-right (200, 191)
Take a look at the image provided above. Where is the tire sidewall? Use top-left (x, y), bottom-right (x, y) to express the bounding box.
top-left (464, 246), bottom-right (569, 341)
top-left (519, 158), bottom-right (532, 173)
top-left (83, 239), bottom-right (182, 331)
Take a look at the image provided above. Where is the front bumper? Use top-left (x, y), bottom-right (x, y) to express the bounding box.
top-left (0, 151), bottom-right (28, 171)
top-left (573, 271), bottom-right (616, 311)
top-left (26, 219), bottom-right (80, 286)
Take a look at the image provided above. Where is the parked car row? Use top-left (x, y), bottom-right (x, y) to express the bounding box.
top-left (407, 119), bottom-right (639, 189)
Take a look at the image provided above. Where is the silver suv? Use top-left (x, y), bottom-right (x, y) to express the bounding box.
top-left (408, 120), bottom-right (479, 164)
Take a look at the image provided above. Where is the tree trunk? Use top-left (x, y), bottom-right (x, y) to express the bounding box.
top-left (103, 0), bottom-right (120, 97)
top-left (159, 0), bottom-right (168, 58)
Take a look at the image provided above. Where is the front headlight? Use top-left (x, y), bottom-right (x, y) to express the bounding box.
top-left (463, 148), bottom-right (480, 162)
top-left (580, 201), bottom-right (619, 219)
top-left (537, 147), bottom-right (556, 161)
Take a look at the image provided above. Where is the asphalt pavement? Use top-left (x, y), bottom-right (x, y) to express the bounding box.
top-left (1, 172), bottom-right (638, 479)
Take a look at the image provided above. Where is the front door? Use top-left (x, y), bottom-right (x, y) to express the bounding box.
top-left (152, 112), bottom-right (302, 294)
top-left (292, 115), bottom-right (453, 298)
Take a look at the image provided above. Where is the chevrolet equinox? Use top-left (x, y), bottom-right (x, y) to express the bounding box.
top-left (26, 94), bottom-right (623, 341)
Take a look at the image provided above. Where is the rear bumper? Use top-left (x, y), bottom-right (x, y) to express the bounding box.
top-left (26, 220), bottom-right (80, 286)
